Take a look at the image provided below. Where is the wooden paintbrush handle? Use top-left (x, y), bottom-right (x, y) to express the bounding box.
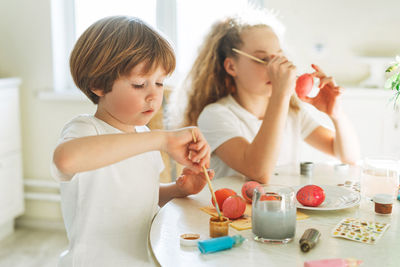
top-left (191, 130), bottom-right (223, 220)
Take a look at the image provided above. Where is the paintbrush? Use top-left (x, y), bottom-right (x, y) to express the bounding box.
top-left (232, 48), bottom-right (267, 64)
top-left (191, 129), bottom-right (223, 221)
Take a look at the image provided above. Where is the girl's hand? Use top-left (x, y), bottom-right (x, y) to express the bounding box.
top-left (267, 55), bottom-right (297, 98)
top-left (176, 167), bottom-right (214, 196)
top-left (163, 127), bottom-right (211, 173)
top-left (302, 64), bottom-right (342, 118)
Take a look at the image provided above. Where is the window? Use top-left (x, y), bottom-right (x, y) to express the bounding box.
top-left (50, 0), bottom-right (264, 93)
top-left (74, 0), bottom-right (157, 38)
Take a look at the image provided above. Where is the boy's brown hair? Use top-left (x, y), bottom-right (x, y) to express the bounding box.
top-left (70, 16), bottom-right (176, 104)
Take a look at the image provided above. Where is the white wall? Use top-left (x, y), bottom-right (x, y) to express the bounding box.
top-left (0, 0), bottom-right (95, 224)
top-left (0, 0), bottom-right (399, 224)
top-left (264, 0), bottom-right (400, 85)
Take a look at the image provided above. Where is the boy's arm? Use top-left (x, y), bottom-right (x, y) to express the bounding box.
top-left (53, 131), bottom-right (165, 180)
top-left (53, 127), bottom-right (210, 181)
top-left (158, 168), bottom-right (213, 207)
top-left (158, 183), bottom-right (187, 207)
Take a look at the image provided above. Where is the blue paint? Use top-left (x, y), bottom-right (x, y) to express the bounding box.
top-left (197, 235), bottom-right (245, 254)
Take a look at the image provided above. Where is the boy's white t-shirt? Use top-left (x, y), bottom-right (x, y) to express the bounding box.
top-left (198, 94), bottom-right (319, 178)
top-left (51, 115), bottom-right (164, 267)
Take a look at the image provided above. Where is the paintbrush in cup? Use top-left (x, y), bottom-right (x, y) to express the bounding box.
top-left (232, 48), bottom-right (267, 64)
top-left (191, 129), bottom-right (223, 221)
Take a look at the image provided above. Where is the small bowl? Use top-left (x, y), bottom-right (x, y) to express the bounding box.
top-left (180, 233), bottom-right (201, 247)
top-left (373, 194), bottom-right (393, 215)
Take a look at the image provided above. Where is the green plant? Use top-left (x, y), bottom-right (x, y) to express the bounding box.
top-left (385, 56), bottom-right (400, 107)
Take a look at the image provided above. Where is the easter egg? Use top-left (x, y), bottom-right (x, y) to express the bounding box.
top-left (296, 185), bottom-right (325, 207)
top-left (241, 181), bottom-right (261, 203)
top-left (222, 195), bottom-right (246, 219)
top-left (295, 73), bottom-right (314, 99)
top-left (212, 188), bottom-right (237, 211)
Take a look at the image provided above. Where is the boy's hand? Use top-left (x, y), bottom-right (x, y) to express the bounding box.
top-left (176, 167), bottom-right (214, 196)
top-left (163, 127), bottom-right (211, 173)
top-left (302, 64), bottom-right (342, 118)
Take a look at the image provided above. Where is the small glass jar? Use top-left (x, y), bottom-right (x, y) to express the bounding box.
top-left (373, 194), bottom-right (393, 215)
top-left (300, 162), bottom-right (314, 177)
top-left (209, 216), bottom-right (229, 238)
top-left (361, 157), bottom-right (399, 200)
top-left (252, 184), bottom-right (296, 243)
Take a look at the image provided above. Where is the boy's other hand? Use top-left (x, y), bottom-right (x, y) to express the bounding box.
top-left (176, 167), bottom-right (214, 196)
top-left (164, 127), bottom-right (211, 173)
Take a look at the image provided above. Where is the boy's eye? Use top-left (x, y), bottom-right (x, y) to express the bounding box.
top-left (132, 84), bottom-right (145, 89)
top-left (156, 82), bottom-right (164, 87)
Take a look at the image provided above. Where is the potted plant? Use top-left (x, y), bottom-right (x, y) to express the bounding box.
top-left (385, 56), bottom-right (400, 107)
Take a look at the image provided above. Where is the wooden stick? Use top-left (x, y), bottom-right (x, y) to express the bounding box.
top-left (232, 48), bottom-right (267, 64)
top-left (191, 130), bottom-right (223, 220)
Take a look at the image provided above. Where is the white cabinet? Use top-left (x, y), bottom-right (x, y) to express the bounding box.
top-left (301, 88), bottom-right (400, 162)
top-left (0, 78), bottom-right (24, 240)
top-left (342, 88), bottom-right (399, 158)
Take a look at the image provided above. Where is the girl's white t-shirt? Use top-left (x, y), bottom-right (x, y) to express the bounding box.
top-left (51, 115), bottom-right (163, 267)
top-left (198, 94), bottom-right (319, 178)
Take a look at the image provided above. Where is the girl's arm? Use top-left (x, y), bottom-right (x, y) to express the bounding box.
top-left (53, 127), bottom-right (210, 180)
top-left (215, 95), bottom-right (291, 183)
top-left (302, 64), bottom-right (360, 164)
top-left (304, 111), bottom-right (360, 165)
top-left (331, 110), bottom-right (360, 164)
top-left (215, 56), bottom-right (297, 184)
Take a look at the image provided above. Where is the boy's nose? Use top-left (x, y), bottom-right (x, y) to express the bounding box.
top-left (145, 92), bottom-right (156, 103)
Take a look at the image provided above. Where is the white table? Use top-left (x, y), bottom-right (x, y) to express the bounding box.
top-left (149, 164), bottom-right (400, 267)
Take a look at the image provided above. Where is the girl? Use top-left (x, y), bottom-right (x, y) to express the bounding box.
top-left (52, 16), bottom-right (212, 266)
top-left (172, 12), bottom-right (359, 183)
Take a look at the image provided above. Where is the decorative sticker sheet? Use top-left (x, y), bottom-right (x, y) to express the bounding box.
top-left (332, 218), bottom-right (390, 244)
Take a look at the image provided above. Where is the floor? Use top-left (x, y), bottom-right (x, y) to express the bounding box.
top-left (0, 227), bottom-right (68, 267)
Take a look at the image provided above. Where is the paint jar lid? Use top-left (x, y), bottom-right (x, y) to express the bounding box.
top-left (334, 163), bottom-right (349, 171)
top-left (180, 233), bottom-right (201, 247)
top-left (373, 194), bottom-right (393, 204)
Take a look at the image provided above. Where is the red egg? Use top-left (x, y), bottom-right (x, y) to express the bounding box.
top-left (296, 185), bottom-right (326, 207)
top-left (211, 188), bottom-right (237, 211)
top-left (295, 73), bottom-right (314, 99)
top-left (241, 181), bottom-right (261, 203)
top-left (222, 195), bottom-right (246, 219)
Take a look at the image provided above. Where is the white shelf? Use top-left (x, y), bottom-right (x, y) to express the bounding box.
top-left (0, 77), bottom-right (21, 89)
top-left (0, 78), bottom-right (24, 240)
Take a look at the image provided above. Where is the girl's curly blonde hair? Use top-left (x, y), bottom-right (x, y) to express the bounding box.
top-left (168, 12), bottom-right (299, 128)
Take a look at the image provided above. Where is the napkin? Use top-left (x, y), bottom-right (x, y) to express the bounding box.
top-left (200, 204), bottom-right (309, 231)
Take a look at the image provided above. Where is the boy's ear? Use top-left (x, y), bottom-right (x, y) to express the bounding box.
top-left (224, 57), bottom-right (237, 77)
top-left (91, 88), bottom-right (105, 97)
